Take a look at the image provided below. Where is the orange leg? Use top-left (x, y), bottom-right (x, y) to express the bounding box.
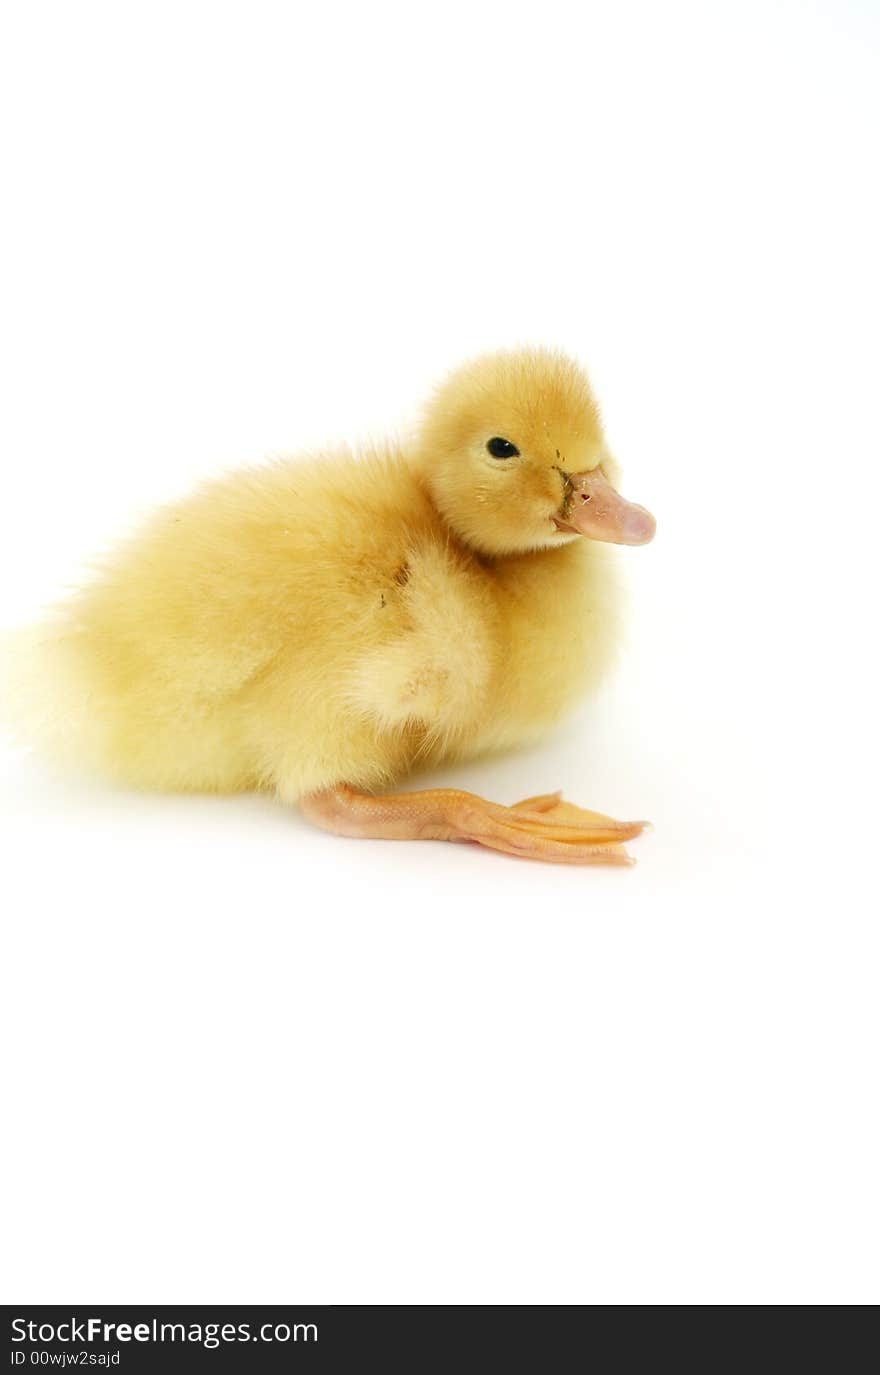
top-left (299, 784), bottom-right (648, 866)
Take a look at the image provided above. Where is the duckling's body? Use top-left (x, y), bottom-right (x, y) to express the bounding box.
top-left (32, 449), bottom-right (620, 797)
top-left (7, 349), bottom-right (654, 864)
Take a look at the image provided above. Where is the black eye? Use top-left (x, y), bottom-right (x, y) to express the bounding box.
top-left (487, 436), bottom-right (519, 459)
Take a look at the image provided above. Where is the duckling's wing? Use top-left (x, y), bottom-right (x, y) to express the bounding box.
top-left (345, 539), bottom-right (494, 738)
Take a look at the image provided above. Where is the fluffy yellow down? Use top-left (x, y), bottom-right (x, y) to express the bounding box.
top-left (2, 349), bottom-right (624, 802)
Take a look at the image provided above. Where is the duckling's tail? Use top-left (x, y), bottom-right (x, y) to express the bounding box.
top-left (0, 620), bottom-right (110, 773)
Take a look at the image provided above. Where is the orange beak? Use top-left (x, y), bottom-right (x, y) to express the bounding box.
top-left (553, 468), bottom-right (656, 545)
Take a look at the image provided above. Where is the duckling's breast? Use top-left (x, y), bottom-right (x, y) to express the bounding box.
top-left (460, 540), bottom-right (624, 758)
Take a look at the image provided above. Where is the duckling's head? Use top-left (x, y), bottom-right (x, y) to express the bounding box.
top-left (418, 348), bottom-right (655, 557)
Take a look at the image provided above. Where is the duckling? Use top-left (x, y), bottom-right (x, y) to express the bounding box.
top-left (5, 348), bottom-right (655, 864)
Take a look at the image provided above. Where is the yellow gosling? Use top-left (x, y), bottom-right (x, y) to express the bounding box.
top-left (3, 348), bottom-right (655, 864)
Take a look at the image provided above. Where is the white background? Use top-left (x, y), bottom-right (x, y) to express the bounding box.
top-left (1, 0), bottom-right (878, 1305)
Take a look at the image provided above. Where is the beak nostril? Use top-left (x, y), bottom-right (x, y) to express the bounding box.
top-left (581, 493), bottom-right (592, 502)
